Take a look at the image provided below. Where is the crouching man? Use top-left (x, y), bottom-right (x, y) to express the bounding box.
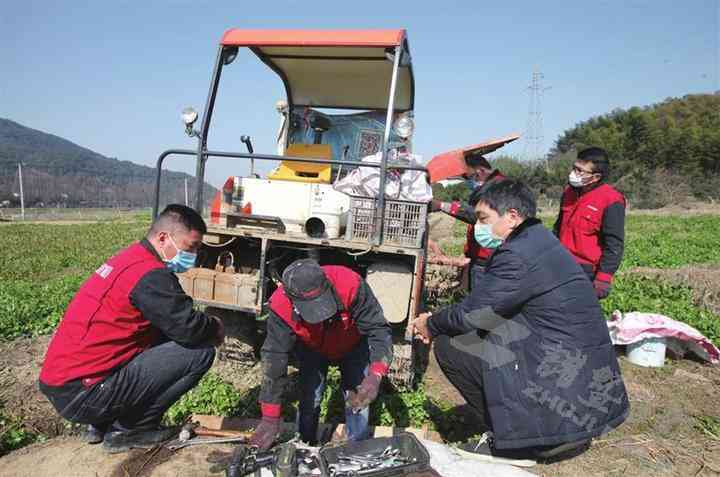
top-left (412, 179), bottom-right (629, 465)
top-left (250, 259), bottom-right (392, 449)
top-left (39, 205), bottom-right (224, 453)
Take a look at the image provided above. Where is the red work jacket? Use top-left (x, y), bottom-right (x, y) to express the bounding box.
top-left (40, 242), bottom-right (164, 387)
top-left (557, 183), bottom-right (625, 277)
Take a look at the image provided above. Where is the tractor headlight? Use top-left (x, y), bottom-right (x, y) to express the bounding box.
top-left (392, 111), bottom-right (415, 139)
top-left (181, 107), bottom-right (198, 127)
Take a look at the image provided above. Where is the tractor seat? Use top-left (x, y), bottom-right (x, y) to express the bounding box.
top-left (268, 144), bottom-right (332, 184)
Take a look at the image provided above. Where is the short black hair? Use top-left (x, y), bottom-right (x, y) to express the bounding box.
top-left (465, 153), bottom-right (492, 169)
top-left (469, 179), bottom-right (536, 219)
top-left (577, 146), bottom-right (609, 179)
top-left (149, 204), bottom-right (207, 236)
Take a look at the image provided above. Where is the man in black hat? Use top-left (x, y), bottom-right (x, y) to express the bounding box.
top-left (249, 259), bottom-right (392, 449)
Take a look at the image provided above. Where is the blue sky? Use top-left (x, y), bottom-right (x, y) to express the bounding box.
top-left (2, 0), bottom-right (718, 187)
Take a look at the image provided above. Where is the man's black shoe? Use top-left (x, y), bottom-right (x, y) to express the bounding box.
top-left (456, 432), bottom-right (536, 467)
top-left (102, 426), bottom-right (179, 454)
top-left (81, 423), bottom-right (109, 444)
top-left (533, 438), bottom-right (591, 462)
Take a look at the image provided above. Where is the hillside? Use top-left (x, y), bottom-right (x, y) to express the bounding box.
top-left (433, 93), bottom-right (720, 208)
top-left (552, 93), bottom-right (720, 198)
top-left (0, 118), bottom-right (215, 208)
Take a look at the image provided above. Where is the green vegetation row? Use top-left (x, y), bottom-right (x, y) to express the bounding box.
top-left (0, 222), bottom-right (148, 340)
top-left (166, 370), bottom-right (467, 443)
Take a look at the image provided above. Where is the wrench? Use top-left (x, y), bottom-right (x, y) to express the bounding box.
top-left (167, 436), bottom-right (248, 450)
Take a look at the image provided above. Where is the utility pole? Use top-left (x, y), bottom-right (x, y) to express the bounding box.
top-left (522, 68), bottom-right (551, 169)
top-left (18, 163), bottom-right (25, 220)
top-left (184, 178), bottom-right (189, 206)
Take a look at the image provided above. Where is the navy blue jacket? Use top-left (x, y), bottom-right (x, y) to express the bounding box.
top-left (428, 218), bottom-right (629, 449)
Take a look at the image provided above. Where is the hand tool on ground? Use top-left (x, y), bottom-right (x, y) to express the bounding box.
top-left (168, 435), bottom-right (249, 451)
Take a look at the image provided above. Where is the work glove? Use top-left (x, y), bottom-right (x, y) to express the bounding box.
top-left (593, 279), bottom-right (612, 300)
top-left (249, 416), bottom-right (281, 451)
top-left (347, 373), bottom-right (382, 411)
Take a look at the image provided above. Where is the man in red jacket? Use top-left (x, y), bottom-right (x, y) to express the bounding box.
top-left (249, 259), bottom-right (392, 449)
top-left (39, 204), bottom-right (224, 453)
top-left (431, 154), bottom-right (505, 290)
top-left (554, 147), bottom-right (626, 299)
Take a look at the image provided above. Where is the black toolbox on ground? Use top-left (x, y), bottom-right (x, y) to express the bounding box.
top-left (318, 432), bottom-right (430, 476)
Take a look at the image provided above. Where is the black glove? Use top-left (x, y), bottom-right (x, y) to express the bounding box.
top-left (249, 416), bottom-right (281, 451)
top-left (593, 279), bottom-right (612, 299)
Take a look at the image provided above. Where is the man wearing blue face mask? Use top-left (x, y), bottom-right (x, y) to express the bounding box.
top-left (412, 180), bottom-right (628, 465)
top-left (39, 204), bottom-right (224, 453)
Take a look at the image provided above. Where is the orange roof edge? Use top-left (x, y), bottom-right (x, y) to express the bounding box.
top-left (427, 134), bottom-right (521, 183)
top-left (220, 29), bottom-right (405, 47)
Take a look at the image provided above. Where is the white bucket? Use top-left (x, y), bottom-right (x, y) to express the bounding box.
top-left (627, 337), bottom-right (667, 367)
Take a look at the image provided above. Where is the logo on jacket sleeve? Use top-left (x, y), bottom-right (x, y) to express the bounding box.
top-left (95, 264), bottom-right (114, 279)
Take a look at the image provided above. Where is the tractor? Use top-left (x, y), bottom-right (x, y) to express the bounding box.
top-left (153, 29), bottom-right (429, 387)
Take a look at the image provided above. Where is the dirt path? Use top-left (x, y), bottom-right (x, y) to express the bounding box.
top-left (1, 436), bottom-right (237, 477)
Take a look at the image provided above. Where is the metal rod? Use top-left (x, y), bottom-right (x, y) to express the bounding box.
top-left (152, 148), bottom-right (427, 220)
top-left (18, 163), bottom-right (24, 220)
top-left (195, 46), bottom-right (226, 213)
top-left (152, 145), bottom-right (428, 220)
top-left (202, 150), bottom-right (427, 171)
top-left (152, 149), bottom-right (196, 219)
top-left (184, 178), bottom-right (189, 205)
top-left (375, 43), bottom-right (403, 245)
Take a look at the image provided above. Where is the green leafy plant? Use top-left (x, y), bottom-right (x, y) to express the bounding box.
top-left (0, 409), bottom-right (37, 457)
top-left (694, 415), bottom-right (720, 441)
top-left (165, 373), bottom-right (245, 425)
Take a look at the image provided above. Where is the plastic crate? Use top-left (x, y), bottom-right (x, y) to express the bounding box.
top-left (346, 197), bottom-right (427, 248)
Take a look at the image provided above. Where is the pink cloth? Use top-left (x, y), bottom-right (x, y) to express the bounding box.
top-left (608, 311), bottom-right (719, 364)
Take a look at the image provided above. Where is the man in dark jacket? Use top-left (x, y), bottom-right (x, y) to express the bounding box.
top-left (39, 204), bottom-right (224, 453)
top-left (250, 259), bottom-right (392, 449)
top-left (431, 154), bottom-right (505, 290)
top-left (554, 146), bottom-right (626, 299)
top-left (413, 179), bottom-right (629, 465)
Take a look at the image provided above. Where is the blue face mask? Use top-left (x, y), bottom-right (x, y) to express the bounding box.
top-left (465, 178), bottom-right (481, 191)
top-left (473, 223), bottom-right (503, 249)
top-left (165, 236), bottom-right (197, 273)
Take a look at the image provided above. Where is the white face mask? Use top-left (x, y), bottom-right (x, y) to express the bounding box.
top-left (568, 170), bottom-right (585, 188)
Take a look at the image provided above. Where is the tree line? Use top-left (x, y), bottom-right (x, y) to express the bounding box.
top-left (434, 93), bottom-right (720, 209)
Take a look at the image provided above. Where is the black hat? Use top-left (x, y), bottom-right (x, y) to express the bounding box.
top-left (281, 259), bottom-right (337, 324)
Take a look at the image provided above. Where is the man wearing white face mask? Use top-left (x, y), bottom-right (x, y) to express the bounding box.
top-left (553, 147), bottom-right (626, 299)
top-left (40, 204), bottom-right (224, 453)
top-left (411, 179), bottom-right (629, 465)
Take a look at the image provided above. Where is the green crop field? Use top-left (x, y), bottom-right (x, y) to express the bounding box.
top-left (1, 214), bottom-right (719, 356)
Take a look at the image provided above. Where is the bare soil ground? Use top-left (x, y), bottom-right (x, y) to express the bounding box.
top-left (3, 326), bottom-right (719, 476)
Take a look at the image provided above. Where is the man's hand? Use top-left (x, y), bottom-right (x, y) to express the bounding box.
top-left (410, 313), bottom-right (433, 344)
top-left (249, 416), bottom-right (281, 451)
top-left (593, 279), bottom-right (612, 300)
top-left (210, 315), bottom-right (225, 347)
top-left (347, 373), bottom-right (381, 411)
top-left (430, 200), bottom-right (443, 212)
